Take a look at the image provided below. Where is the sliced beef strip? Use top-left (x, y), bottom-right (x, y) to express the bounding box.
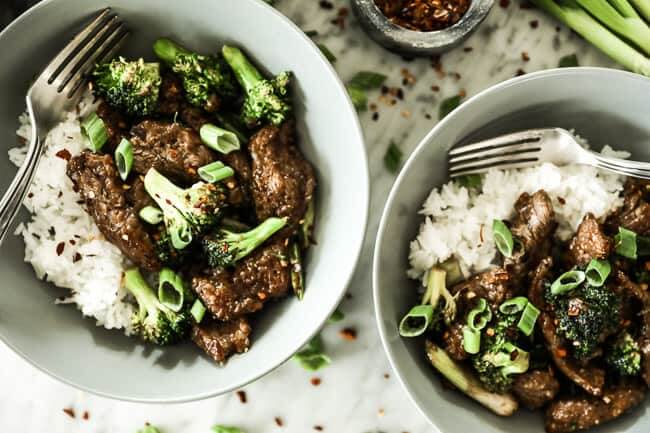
top-left (191, 237), bottom-right (290, 321)
top-left (545, 381), bottom-right (647, 433)
top-left (505, 190), bottom-right (557, 281)
top-left (441, 322), bottom-right (467, 361)
top-left (191, 317), bottom-right (251, 364)
top-left (541, 313), bottom-right (605, 397)
top-left (124, 177), bottom-right (155, 213)
top-left (606, 179), bottom-right (650, 235)
top-left (529, 256), bottom-right (553, 309)
top-left (512, 369), bottom-right (560, 410)
top-left (96, 100), bottom-right (129, 152)
top-left (566, 213), bottom-right (612, 268)
top-left (157, 71), bottom-right (185, 116)
top-left (248, 122), bottom-right (316, 230)
top-left (66, 151), bottom-right (160, 271)
top-left (451, 267), bottom-right (514, 310)
top-left (130, 120), bottom-right (215, 184)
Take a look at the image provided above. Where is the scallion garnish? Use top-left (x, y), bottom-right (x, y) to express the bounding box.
top-left (462, 326), bottom-right (481, 354)
top-left (550, 269), bottom-right (586, 295)
top-left (488, 342), bottom-right (531, 376)
top-left (115, 138), bottom-right (134, 181)
top-left (499, 296), bottom-right (528, 315)
top-left (398, 304), bottom-right (435, 337)
top-left (466, 298), bottom-right (492, 330)
top-left (199, 123), bottom-right (241, 154)
top-left (198, 161), bottom-right (235, 183)
top-left (615, 226), bottom-right (638, 259)
top-left (190, 298), bottom-right (206, 323)
top-left (517, 302), bottom-right (540, 336)
top-left (492, 219), bottom-right (514, 258)
top-left (139, 206), bottom-right (164, 225)
top-left (585, 258), bottom-right (611, 286)
top-left (81, 112), bottom-right (109, 152)
top-left (158, 267), bottom-right (185, 312)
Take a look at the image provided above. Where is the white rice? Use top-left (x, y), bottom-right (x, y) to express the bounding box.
top-left (408, 145), bottom-right (630, 285)
top-left (10, 95), bottom-right (135, 334)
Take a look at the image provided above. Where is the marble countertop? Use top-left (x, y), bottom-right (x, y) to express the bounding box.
top-left (0, 1), bottom-right (618, 432)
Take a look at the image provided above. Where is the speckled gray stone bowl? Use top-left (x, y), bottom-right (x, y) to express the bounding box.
top-left (374, 68), bottom-right (650, 433)
top-left (0, 0), bottom-right (368, 402)
top-left (352, 0), bottom-right (494, 56)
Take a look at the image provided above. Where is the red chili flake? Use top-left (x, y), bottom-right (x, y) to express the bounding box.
top-left (58, 191), bottom-right (63, 198)
top-left (73, 253), bottom-right (82, 263)
top-left (345, 293), bottom-right (353, 300)
top-left (69, 239), bottom-right (76, 245)
top-left (567, 298), bottom-right (583, 316)
top-left (396, 88), bottom-right (405, 100)
top-left (82, 411), bottom-right (90, 420)
top-left (314, 426), bottom-right (324, 431)
top-left (236, 390), bottom-right (247, 403)
top-left (520, 1), bottom-right (535, 8)
top-left (431, 85), bottom-right (440, 92)
top-left (516, 69), bottom-right (526, 76)
top-left (56, 242), bottom-right (65, 256)
top-left (55, 149), bottom-right (72, 161)
top-left (499, 0), bottom-right (510, 7)
top-left (521, 52), bottom-right (530, 61)
top-left (372, 112), bottom-right (380, 121)
top-left (530, 19), bottom-right (539, 28)
top-left (375, 0), bottom-right (471, 31)
top-left (424, 113), bottom-right (432, 119)
top-left (451, 72), bottom-right (462, 80)
top-left (459, 89), bottom-right (467, 98)
top-left (27, 192), bottom-right (34, 198)
top-left (378, 408), bottom-right (385, 416)
top-left (556, 348), bottom-right (567, 358)
top-left (558, 197), bottom-right (566, 205)
top-left (463, 47), bottom-right (474, 52)
top-left (319, 0), bottom-right (334, 9)
top-left (340, 327), bottom-right (357, 341)
top-left (311, 377), bottom-right (322, 386)
top-left (369, 103), bottom-right (378, 111)
top-left (384, 373), bottom-right (390, 379)
top-left (275, 417), bottom-right (284, 427)
top-left (62, 408), bottom-right (75, 418)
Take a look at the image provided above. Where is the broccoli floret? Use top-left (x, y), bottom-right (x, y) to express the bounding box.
top-left (153, 229), bottom-right (194, 266)
top-left (546, 283), bottom-right (621, 359)
top-left (471, 356), bottom-right (515, 394)
top-left (222, 45), bottom-right (292, 126)
top-left (124, 268), bottom-right (190, 345)
top-left (153, 38), bottom-right (238, 111)
top-left (422, 266), bottom-right (458, 325)
top-left (93, 57), bottom-right (161, 116)
top-left (202, 217), bottom-right (287, 267)
top-left (606, 332), bottom-right (641, 376)
top-left (144, 168), bottom-right (225, 250)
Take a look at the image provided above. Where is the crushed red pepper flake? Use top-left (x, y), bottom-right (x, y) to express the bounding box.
top-left (27, 192), bottom-right (34, 198)
top-left (62, 408), bottom-right (75, 418)
top-left (314, 426), bottom-right (324, 431)
top-left (55, 148), bottom-right (72, 161)
top-left (236, 390), bottom-right (247, 403)
top-left (558, 197), bottom-right (566, 205)
top-left (431, 85), bottom-right (440, 92)
top-left (82, 411), bottom-right (90, 420)
top-left (499, 0), bottom-right (510, 7)
top-left (56, 242), bottom-right (65, 256)
top-left (372, 112), bottom-right (380, 121)
top-left (319, 0), bottom-right (334, 9)
top-left (73, 252), bottom-right (82, 263)
top-left (463, 47), bottom-right (473, 52)
top-left (378, 408), bottom-right (385, 416)
top-left (340, 327), bottom-right (357, 340)
top-left (384, 373), bottom-right (390, 379)
top-left (516, 68), bottom-right (526, 76)
top-left (459, 89), bottom-right (467, 98)
top-left (521, 52), bottom-right (530, 61)
top-left (530, 19), bottom-right (539, 28)
top-left (275, 417), bottom-right (284, 427)
top-left (311, 377), bottom-right (322, 386)
top-left (374, 0), bottom-right (471, 31)
top-left (520, 1), bottom-right (535, 8)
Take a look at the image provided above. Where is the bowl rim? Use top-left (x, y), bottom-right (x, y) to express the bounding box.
top-left (372, 67), bottom-right (650, 428)
top-left (0, 0), bottom-right (370, 403)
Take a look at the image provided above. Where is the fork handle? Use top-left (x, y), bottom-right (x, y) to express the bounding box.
top-left (0, 114), bottom-right (42, 244)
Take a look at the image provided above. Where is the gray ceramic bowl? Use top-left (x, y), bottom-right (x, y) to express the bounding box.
top-left (0, 0), bottom-right (368, 402)
top-left (352, 0), bottom-right (493, 56)
top-left (374, 68), bottom-right (650, 432)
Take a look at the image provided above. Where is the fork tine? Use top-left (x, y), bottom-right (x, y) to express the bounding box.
top-left (66, 26), bottom-right (129, 99)
top-left (596, 160), bottom-right (650, 179)
top-left (593, 154), bottom-right (650, 171)
top-left (43, 9), bottom-right (113, 84)
top-left (448, 141), bottom-right (541, 164)
top-left (53, 15), bottom-right (123, 92)
top-left (449, 153), bottom-right (539, 174)
top-left (448, 129), bottom-right (546, 157)
top-left (449, 160), bottom-right (540, 178)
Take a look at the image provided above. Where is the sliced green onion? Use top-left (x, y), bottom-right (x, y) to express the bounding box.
top-left (517, 302), bottom-right (541, 336)
top-left (199, 124), bottom-right (240, 154)
top-left (81, 112), bottom-right (108, 152)
top-left (615, 226), bottom-right (637, 259)
top-left (197, 161), bottom-right (235, 183)
top-left (399, 305), bottom-right (435, 337)
top-left (550, 270), bottom-right (586, 295)
top-left (190, 299), bottom-right (206, 323)
top-left (499, 296), bottom-right (529, 315)
top-left (114, 138), bottom-right (133, 181)
top-left (170, 223), bottom-right (192, 250)
top-left (467, 298), bottom-right (492, 331)
top-left (158, 267), bottom-right (185, 311)
top-left (483, 342), bottom-right (530, 376)
top-left (585, 259), bottom-right (611, 286)
top-left (462, 326), bottom-right (481, 354)
top-left (493, 219), bottom-right (514, 258)
top-left (139, 206), bottom-right (163, 225)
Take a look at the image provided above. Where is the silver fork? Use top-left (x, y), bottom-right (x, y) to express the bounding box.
top-left (0, 8), bottom-right (127, 243)
top-left (448, 128), bottom-right (650, 180)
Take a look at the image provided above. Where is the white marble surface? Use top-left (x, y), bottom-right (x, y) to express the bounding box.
top-left (0, 1), bottom-right (618, 432)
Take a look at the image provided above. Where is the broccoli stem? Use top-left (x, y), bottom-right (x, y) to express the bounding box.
top-left (532, 0), bottom-right (650, 76)
top-left (221, 45), bottom-right (264, 94)
top-left (153, 37), bottom-right (190, 65)
top-left (124, 268), bottom-right (159, 322)
top-left (233, 217), bottom-right (287, 258)
top-left (425, 341), bottom-right (519, 416)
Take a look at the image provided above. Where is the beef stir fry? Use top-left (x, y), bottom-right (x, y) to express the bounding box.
top-left (400, 181), bottom-right (650, 432)
top-left (67, 38), bottom-right (316, 363)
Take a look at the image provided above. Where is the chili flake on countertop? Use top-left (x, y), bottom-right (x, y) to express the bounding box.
top-left (374, 0), bottom-right (471, 32)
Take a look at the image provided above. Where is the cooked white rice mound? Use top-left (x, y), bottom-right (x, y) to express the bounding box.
top-left (408, 146), bottom-right (630, 283)
top-left (9, 100), bottom-right (135, 334)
